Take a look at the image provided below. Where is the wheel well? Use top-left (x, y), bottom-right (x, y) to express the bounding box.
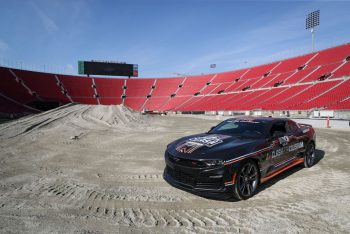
top-left (247, 158), bottom-right (261, 179)
top-left (230, 158), bottom-right (261, 177)
top-left (249, 158), bottom-right (260, 168)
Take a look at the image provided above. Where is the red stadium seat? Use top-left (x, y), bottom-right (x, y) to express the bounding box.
top-left (152, 78), bottom-right (185, 97)
top-left (15, 69), bottom-right (69, 102)
top-left (0, 67), bottom-right (38, 103)
top-left (307, 43), bottom-right (350, 67)
top-left (176, 74), bottom-right (214, 96)
top-left (94, 78), bottom-right (125, 98)
top-left (325, 98), bottom-right (350, 110)
top-left (143, 97), bottom-right (169, 111)
top-left (125, 79), bottom-right (155, 97)
top-left (1, 43), bottom-right (350, 114)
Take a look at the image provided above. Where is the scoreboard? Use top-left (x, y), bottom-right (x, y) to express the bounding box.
top-left (78, 61), bottom-right (138, 77)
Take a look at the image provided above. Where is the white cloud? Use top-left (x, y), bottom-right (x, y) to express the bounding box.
top-left (65, 64), bottom-right (75, 74)
top-left (0, 40), bottom-right (10, 61)
top-left (30, 1), bottom-right (59, 33)
top-left (0, 40), bottom-right (10, 51)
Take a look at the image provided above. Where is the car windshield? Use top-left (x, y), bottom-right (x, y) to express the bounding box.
top-left (208, 119), bottom-right (265, 139)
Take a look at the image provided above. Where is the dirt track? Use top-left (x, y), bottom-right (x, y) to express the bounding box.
top-left (0, 104), bottom-right (349, 233)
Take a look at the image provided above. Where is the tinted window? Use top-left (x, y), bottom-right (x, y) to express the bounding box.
top-left (270, 122), bottom-right (287, 136)
top-left (286, 120), bottom-right (299, 133)
top-left (209, 119), bottom-right (265, 138)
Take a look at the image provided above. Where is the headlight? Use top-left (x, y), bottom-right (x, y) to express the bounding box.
top-left (204, 160), bottom-right (224, 167)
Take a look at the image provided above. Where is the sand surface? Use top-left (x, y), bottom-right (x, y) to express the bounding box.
top-left (0, 104), bottom-right (349, 233)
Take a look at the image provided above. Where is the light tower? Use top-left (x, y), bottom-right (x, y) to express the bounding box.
top-left (306, 10), bottom-right (320, 51)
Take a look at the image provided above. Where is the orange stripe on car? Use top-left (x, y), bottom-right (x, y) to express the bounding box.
top-left (260, 158), bottom-right (304, 183)
top-left (224, 173), bottom-right (237, 186)
top-left (224, 147), bottom-right (271, 166)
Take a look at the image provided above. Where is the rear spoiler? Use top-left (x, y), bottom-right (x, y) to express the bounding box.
top-left (299, 123), bottom-right (312, 128)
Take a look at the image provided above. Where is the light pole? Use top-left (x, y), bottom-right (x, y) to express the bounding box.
top-left (306, 10), bottom-right (320, 52)
top-left (210, 64), bottom-right (216, 74)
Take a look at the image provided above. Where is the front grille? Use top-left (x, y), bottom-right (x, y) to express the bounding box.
top-left (168, 153), bottom-right (207, 168)
top-left (167, 166), bottom-right (196, 186)
top-left (196, 177), bottom-right (223, 189)
top-left (167, 166), bottom-right (224, 190)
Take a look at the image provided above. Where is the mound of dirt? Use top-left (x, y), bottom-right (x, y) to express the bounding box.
top-left (0, 104), bottom-right (148, 140)
top-left (83, 104), bottom-right (145, 128)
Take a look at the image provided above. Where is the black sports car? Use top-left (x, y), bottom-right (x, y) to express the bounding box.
top-left (164, 117), bottom-right (316, 200)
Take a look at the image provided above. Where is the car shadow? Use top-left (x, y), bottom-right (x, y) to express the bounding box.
top-left (254, 149), bottom-right (325, 197)
top-left (313, 148), bottom-right (325, 165)
top-left (165, 149), bottom-right (325, 202)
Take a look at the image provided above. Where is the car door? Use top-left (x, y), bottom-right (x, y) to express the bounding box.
top-left (269, 120), bottom-right (292, 167)
top-left (285, 120), bottom-right (305, 158)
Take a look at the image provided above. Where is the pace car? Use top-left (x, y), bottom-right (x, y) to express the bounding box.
top-left (163, 117), bottom-right (316, 200)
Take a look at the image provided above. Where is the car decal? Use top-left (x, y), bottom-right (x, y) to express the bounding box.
top-left (224, 146), bottom-right (273, 165)
top-left (229, 119), bottom-right (260, 124)
top-left (278, 136), bottom-right (290, 146)
top-left (188, 135), bottom-right (227, 147)
top-left (274, 156), bottom-right (297, 168)
top-left (176, 135), bottom-right (228, 154)
top-left (271, 141), bottom-right (304, 158)
top-left (175, 141), bottom-right (203, 154)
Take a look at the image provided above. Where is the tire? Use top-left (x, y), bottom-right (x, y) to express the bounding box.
top-left (233, 160), bottom-right (259, 200)
top-left (304, 143), bottom-right (315, 168)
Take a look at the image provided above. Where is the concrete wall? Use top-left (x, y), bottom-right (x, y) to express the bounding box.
top-left (203, 110), bottom-right (310, 118)
top-left (333, 111), bottom-right (350, 119)
top-left (190, 110), bottom-right (350, 120)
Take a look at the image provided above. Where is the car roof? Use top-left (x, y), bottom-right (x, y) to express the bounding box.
top-left (226, 116), bottom-right (290, 123)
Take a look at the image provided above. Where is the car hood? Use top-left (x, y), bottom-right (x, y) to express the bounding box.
top-left (167, 133), bottom-right (261, 160)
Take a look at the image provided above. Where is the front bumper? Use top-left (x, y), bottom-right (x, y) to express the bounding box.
top-left (164, 152), bottom-right (234, 198)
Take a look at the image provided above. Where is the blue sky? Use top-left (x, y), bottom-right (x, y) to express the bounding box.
top-left (0, 0), bottom-right (350, 77)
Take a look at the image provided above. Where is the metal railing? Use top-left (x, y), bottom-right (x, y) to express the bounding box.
top-left (0, 59), bottom-right (77, 75)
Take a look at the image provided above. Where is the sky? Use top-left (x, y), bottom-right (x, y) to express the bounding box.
top-left (0, 0), bottom-right (350, 78)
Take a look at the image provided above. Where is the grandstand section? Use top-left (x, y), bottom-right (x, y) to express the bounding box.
top-left (0, 67), bottom-right (39, 104)
top-left (1, 43), bottom-right (350, 117)
top-left (94, 78), bottom-right (124, 105)
top-left (0, 93), bottom-right (39, 118)
top-left (14, 70), bottom-right (69, 103)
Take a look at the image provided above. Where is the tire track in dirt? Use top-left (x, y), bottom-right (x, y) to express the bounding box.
top-left (0, 105), bottom-right (86, 139)
top-left (1, 107), bottom-right (349, 233)
top-left (252, 169), bottom-right (350, 201)
top-left (1, 166), bottom-right (349, 233)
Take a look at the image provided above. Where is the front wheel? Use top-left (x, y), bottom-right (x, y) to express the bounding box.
top-left (233, 160), bottom-right (259, 200)
top-left (304, 143), bottom-right (315, 168)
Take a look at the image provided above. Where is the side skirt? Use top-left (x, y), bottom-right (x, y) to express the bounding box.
top-left (260, 158), bottom-right (304, 183)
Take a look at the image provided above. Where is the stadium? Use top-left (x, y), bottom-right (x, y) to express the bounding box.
top-left (0, 1), bottom-right (350, 233)
top-left (1, 43), bottom-right (350, 118)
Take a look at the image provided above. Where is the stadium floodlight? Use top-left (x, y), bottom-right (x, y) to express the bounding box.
top-left (306, 10), bottom-right (320, 51)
